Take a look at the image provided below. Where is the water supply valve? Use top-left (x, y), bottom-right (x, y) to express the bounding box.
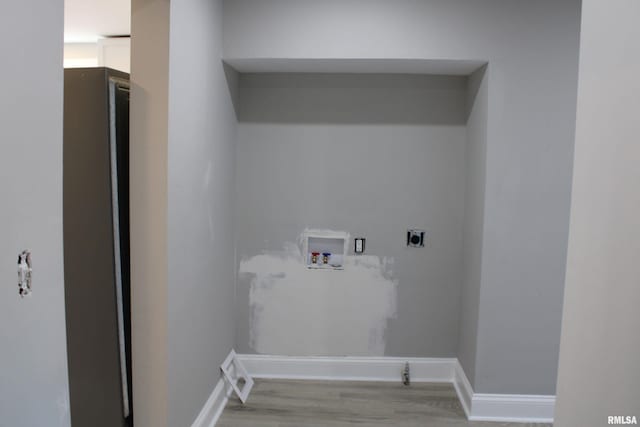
top-left (17, 250), bottom-right (32, 297)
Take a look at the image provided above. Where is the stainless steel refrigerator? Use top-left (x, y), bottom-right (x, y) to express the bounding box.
top-left (63, 67), bottom-right (132, 427)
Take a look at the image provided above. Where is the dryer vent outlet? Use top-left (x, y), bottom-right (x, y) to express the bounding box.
top-left (407, 230), bottom-right (425, 248)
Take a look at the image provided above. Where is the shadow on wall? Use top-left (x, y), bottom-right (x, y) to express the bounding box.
top-left (223, 62), bottom-right (241, 118)
top-left (236, 72), bottom-right (470, 125)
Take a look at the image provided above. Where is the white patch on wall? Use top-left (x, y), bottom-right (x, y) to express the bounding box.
top-left (239, 232), bottom-right (398, 356)
top-left (57, 388), bottom-right (70, 426)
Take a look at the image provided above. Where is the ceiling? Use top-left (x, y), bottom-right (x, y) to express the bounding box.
top-left (64, 0), bottom-right (131, 42)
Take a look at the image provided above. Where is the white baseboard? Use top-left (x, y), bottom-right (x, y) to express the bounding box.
top-left (237, 354), bottom-right (457, 383)
top-left (470, 393), bottom-right (555, 423)
top-left (193, 354), bottom-right (555, 425)
top-left (453, 360), bottom-right (555, 423)
top-left (190, 376), bottom-right (234, 427)
top-left (453, 360), bottom-right (473, 418)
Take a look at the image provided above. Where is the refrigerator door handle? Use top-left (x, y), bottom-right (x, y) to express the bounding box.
top-left (109, 78), bottom-right (131, 419)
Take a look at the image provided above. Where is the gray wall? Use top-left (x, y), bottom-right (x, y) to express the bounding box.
top-left (0, 0), bottom-right (70, 425)
top-left (130, 0), bottom-right (170, 425)
top-left (131, 0), bottom-right (238, 425)
top-left (224, 0), bottom-right (581, 394)
top-left (555, 1), bottom-right (640, 425)
top-left (167, 0), bottom-right (238, 425)
top-left (457, 66), bottom-right (489, 386)
top-left (235, 73), bottom-right (467, 357)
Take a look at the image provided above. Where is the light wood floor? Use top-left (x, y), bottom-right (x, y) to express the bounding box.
top-left (217, 379), bottom-right (552, 427)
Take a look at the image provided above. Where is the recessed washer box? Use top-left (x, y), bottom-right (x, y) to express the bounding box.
top-left (302, 230), bottom-right (348, 270)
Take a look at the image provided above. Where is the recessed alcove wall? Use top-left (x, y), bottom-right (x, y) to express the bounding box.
top-left (232, 69), bottom-right (487, 358)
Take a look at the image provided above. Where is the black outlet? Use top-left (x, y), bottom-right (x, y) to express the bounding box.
top-left (407, 230), bottom-right (425, 248)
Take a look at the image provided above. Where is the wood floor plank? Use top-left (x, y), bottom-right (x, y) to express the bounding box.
top-left (217, 379), bottom-right (552, 427)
